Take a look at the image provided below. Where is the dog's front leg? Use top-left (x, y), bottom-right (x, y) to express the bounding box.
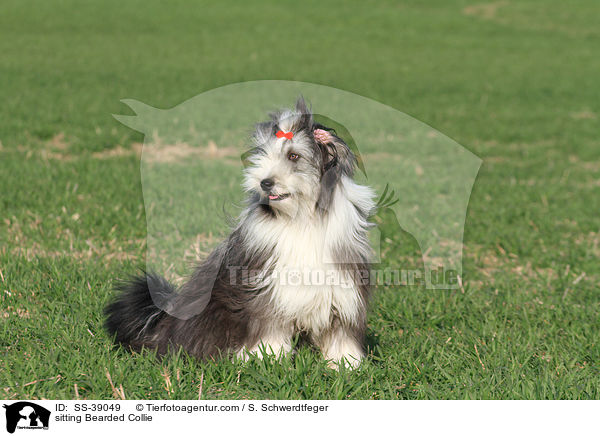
top-left (315, 322), bottom-right (365, 369)
top-left (237, 321), bottom-right (293, 361)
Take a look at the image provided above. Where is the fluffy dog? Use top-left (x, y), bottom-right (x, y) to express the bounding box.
top-left (105, 98), bottom-right (375, 368)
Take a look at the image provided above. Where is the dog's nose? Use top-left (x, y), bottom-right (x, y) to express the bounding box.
top-left (260, 178), bottom-right (274, 191)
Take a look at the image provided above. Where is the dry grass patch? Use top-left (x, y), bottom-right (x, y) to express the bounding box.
top-left (92, 143), bottom-right (143, 159)
top-left (570, 110), bottom-right (596, 120)
top-left (463, 1), bottom-right (508, 20)
top-left (1, 307), bottom-right (31, 319)
top-left (142, 140), bottom-right (239, 164)
top-left (4, 216), bottom-right (145, 262)
top-left (465, 244), bottom-right (559, 287)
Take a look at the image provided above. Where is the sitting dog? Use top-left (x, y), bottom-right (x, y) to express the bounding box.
top-left (105, 98), bottom-right (375, 368)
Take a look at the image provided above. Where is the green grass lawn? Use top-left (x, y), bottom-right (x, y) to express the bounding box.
top-left (1, 0), bottom-right (599, 399)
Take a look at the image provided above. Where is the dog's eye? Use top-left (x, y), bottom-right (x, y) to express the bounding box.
top-left (287, 152), bottom-right (300, 162)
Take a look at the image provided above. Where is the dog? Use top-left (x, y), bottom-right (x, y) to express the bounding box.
top-left (105, 98), bottom-right (376, 368)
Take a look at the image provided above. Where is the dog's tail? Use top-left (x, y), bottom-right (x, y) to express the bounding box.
top-left (104, 273), bottom-right (173, 351)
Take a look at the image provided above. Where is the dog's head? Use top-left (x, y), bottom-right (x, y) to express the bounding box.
top-left (243, 98), bottom-right (356, 218)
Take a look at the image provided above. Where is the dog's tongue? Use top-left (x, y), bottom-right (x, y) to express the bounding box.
top-left (268, 195), bottom-right (279, 200)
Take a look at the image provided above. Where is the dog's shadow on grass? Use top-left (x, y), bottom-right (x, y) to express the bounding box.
top-left (364, 330), bottom-right (384, 368)
top-left (365, 330), bottom-right (380, 354)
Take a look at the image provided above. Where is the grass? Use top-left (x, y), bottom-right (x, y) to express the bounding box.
top-left (1, 0), bottom-right (600, 399)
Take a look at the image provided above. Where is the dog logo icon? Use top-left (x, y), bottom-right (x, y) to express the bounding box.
top-left (3, 402), bottom-right (50, 433)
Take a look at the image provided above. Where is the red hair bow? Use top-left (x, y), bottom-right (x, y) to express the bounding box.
top-left (276, 130), bottom-right (293, 140)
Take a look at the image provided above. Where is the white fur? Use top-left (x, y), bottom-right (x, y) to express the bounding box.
top-left (241, 176), bottom-right (374, 366)
top-left (238, 106), bottom-right (376, 368)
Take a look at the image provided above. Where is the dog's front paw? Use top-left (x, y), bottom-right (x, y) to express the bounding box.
top-left (318, 328), bottom-right (365, 370)
top-left (236, 341), bottom-right (291, 361)
top-left (326, 354), bottom-right (363, 370)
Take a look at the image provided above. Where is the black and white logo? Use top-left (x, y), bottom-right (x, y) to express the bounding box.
top-left (3, 402), bottom-right (50, 433)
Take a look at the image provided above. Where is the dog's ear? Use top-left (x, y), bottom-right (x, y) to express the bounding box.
top-left (314, 125), bottom-right (356, 212)
top-left (313, 125), bottom-right (355, 176)
top-left (294, 96), bottom-right (313, 132)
